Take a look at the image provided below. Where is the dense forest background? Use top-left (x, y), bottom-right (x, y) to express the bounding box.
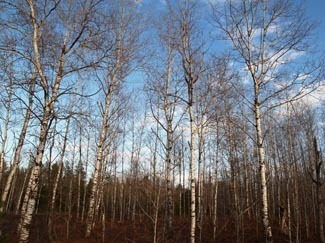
top-left (0, 0), bottom-right (324, 242)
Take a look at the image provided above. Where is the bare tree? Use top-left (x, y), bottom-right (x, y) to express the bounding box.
top-left (0, 54), bottom-right (14, 187)
top-left (0, 0), bottom-right (105, 241)
top-left (85, 0), bottom-right (144, 236)
top-left (48, 94), bottom-right (77, 240)
top-left (212, 0), bottom-right (323, 241)
top-left (147, 13), bottom-right (186, 233)
top-left (310, 137), bottom-right (324, 242)
top-left (165, 1), bottom-right (205, 241)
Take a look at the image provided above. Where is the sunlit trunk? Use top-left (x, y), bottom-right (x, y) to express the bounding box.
top-left (254, 92), bottom-right (273, 242)
top-left (0, 78), bottom-right (35, 213)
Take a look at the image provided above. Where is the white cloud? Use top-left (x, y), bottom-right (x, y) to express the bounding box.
top-left (298, 83), bottom-right (325, 107)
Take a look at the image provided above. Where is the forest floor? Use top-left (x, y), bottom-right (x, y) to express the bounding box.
top-left (0, 213), bottom-right (321, 242)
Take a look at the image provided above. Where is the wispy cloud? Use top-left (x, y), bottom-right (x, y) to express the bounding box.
top-left (298, 83), bottom-right (325, 107)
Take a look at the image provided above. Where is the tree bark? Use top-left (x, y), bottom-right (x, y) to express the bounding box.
top-left (0, 77), bottom-right (35, 213)
top-left (188, 83), bottom-right (196, 243)
top-left (86, 90), bottom-right (112, 237)
top-left (313, 138), bottom-right (324, 243)
top-left (213, 150), bottom-right (219, 240)
top-left (81, 131), bottom-right (90, 222)
top-left (254, 94), bottom-right (273, 242)
top-left (18, 0), bottom-right (65, 240)
top-left (0, 70), bottom-right (13, 186)
top-left (77, 126), bottom-right (82, 220)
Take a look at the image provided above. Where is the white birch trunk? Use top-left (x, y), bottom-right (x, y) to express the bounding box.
top-left (213, 116), bottom-right (221, 240)
top-left (101, 195), bottom-right (106, 243)
top-left (19, 149), bottom-right (44, 242)
top-left (213, 166), bottom-right (219, 240)
top-left (81, 131), bottom-right (90, 222)
top-left (5, 168), bottom-right (17, 212)
top-left (15, 167), bottom-right (30, 214)
top-left (189, 88), bottom-right (196, 243)
top-left (66, 146), bottom-right (75, 241)
top-left (85, 90), bottom-right (112, 237)
top-left (119, 131), bottom-right (125, 223)
top-left (18, 1), bottom-right (65, 240)
top-left (86, 13), bottom-right (124, 232)
top-left (77, 126), bottom-right (82, 220)
top-left (112, 152), bottom-right (117, 224)
top-left (153, 186), bottom-right (161, 243)
top-left (0, 78), bottom-right (35, 212)
top-left (313, 138), bottom-right (325, 243)
top-left (254, 91), bottom-right (273, 242)
top-left (287, 175), bottom-right (292, 242)
top-left (0, 75), bottom-right (13, 186)
top-left (166, 122), bottom-right (173, 230)
top-left (178, 152), bottom-right (182, 217)
top-left (19, 74), bottom-right (63, 242)
top-left (164, 45), bottom-right (174, 230)
top-left (50, 117), bottom-right (71, 213)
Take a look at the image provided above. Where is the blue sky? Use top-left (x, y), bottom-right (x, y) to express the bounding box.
top-left (137, 0), bottom-right (325, 43)
top-left (132, 0), bottom-right (325, 89)
top-left (305, 0), bottom-right (325, 47)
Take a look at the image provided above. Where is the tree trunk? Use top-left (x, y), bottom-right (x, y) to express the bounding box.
top-left (166, 119), bottom-right (173, 231)
top-left (287, 172), bottom-right (292, 243)
top-left (81, 131), bottom-right (90, 222)
top-left (197, 132), bottom-right (203, 243)
top-left (19, 151), bottom-right (44, 242)
top-left (119, 130), bottom-right (126, 223)
top-left (254, 86), bottom-right (273, 242)
top-left (66, 139), bottom-right (76, 241)
top-left (77, 126), bottom-right (82, 220)
top-left (18, 0), bottom-right (65, 240)
top-left (0, 72), bottom-right (13, 186)
top-left (15, 166), bottom-right (30, 214)
top-left (213, 157), bottom-right (219, 240)
top-left (85, 97), bottom-right (109, 237)
top-left (188, 84), bottom-right (196, 243)
top-left (0, 77), bottom-right (35, 212)
top-left (112, 151), bottom-right (117, 225)
top-left (313, 138), bottom-right (325, 243)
